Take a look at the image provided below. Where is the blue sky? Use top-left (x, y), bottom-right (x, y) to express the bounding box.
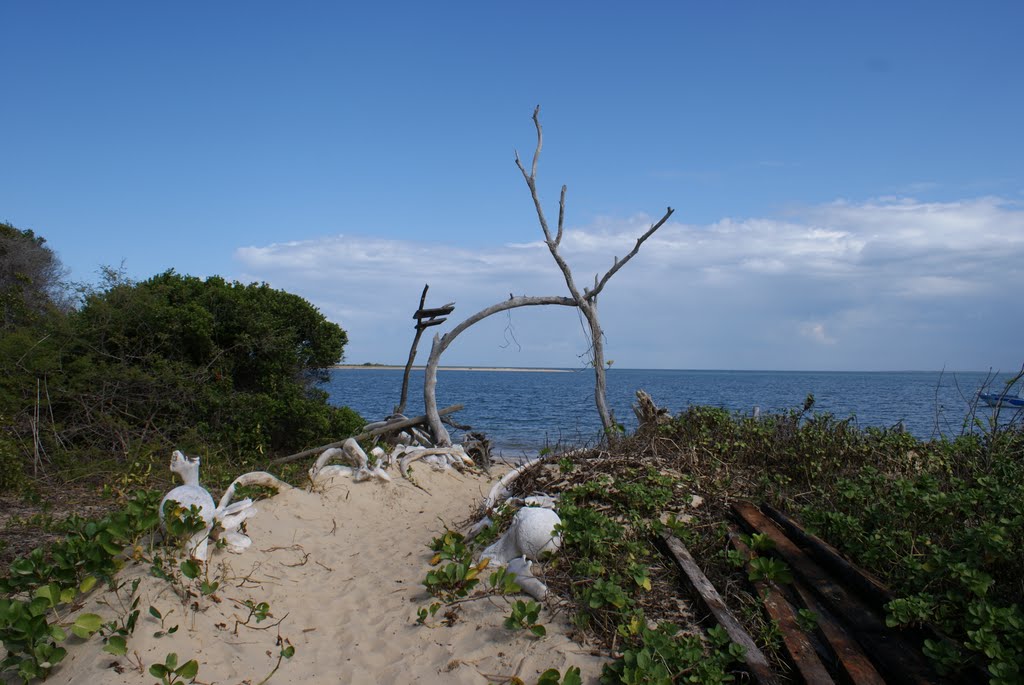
top-left (2, 2), bottom-right (1022, 371)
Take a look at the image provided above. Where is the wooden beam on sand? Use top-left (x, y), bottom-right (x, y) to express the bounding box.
top-left (731, 502), bottom-right (944, 685)
top-left (661, 534), bottom-right (780, 685)
top-left (760, 504), bottom-right (893, 611)
top-left (270, 403), bottom-right (465, 465)
top-left (729, 531), bottom-right (837, 685)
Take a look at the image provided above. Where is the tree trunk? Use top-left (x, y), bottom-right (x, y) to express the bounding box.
top-left (579, 300), bottom-right (614, 433)
top-left (421, 107), bottom-right (674, 448)
top-left (396, 284), bottom-right (430, 414)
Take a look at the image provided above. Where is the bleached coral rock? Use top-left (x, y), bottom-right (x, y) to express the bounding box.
top-left (160, 450), bottom-right (266, 560)
top-left (160, 450), bottom-right (216, 561)
top-left (309, 439), bottom-right (391, 484)
top-left (481, 507), bottom-right (562, 565)
top-left (506, 556), bottom-right (548, 600)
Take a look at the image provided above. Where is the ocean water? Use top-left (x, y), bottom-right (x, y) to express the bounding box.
top-left (319, 368), bottom-right (1019, 457)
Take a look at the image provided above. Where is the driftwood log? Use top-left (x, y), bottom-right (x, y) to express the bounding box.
top-left (396, 284), bottom-right (431, 415)
top-left (661, 533), bottom-right (779, 685)
top-left (729, 532), bottom-right (834, 684)
top-left (270, 404), bottom-right (464, 465)
top-left (633, 389), bottom-right (671, 430)
top-left (397, 446), bottom-right (473, 479)
top-left (732, 502), bottom-right (945, 685)
top-left (218, 471), bottom-right (294, 510)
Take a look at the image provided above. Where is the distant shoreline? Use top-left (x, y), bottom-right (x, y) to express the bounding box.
top-left (332, 364), bottom-right (571, 373)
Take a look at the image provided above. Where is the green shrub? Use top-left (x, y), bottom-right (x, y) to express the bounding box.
top-left (0, 433), bottom-right (27, 492)
top-left (0, 265), bottom-right (364, 490)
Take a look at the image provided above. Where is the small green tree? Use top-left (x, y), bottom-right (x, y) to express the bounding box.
top-left (0, 222), bottom-right (72, 328)
top-left (52, 271), bottom-right (360, 467)
top-left (0, 248), bottom-right (362, 487)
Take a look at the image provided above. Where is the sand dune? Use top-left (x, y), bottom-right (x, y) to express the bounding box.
top-left (50, 466), bottom-right (607, 684)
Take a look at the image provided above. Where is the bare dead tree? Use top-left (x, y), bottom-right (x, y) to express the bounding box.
top-left (424, 107), bottom-right (674, 446)
top-left (395, 284), bottom-right (432, 415)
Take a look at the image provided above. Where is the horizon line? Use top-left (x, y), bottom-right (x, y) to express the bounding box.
top-left (333, 364), bottom-right (1012, 375)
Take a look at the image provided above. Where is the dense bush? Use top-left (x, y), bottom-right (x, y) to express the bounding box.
top-left (659, 400), bottom-right (1024, 683)
top-left (512, 395), bottom-right (1023, 683)
top-left (0, 225), bottom-right (363, 488)
top-left (53, 271), bottom-right (363, 467)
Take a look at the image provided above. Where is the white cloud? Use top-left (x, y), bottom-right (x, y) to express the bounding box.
top-left (234, 196), bottom-right (1024, 371)
top-left (800, 323), bottom-right (837, 345)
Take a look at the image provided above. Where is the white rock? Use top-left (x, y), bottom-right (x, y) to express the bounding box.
top-left (482, 507), bottom-right (562, 564)
top-left (159, 451), bottom-right (217, 561)
top-left (506, 556), bottom-right (548, 600)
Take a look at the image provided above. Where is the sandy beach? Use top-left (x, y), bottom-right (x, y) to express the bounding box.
top-left (48, 466), bottom-right (607, 685)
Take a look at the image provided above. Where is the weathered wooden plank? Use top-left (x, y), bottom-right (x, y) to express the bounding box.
top-left (730, 532), bottom-right (835, 685)
top-left (413, 303), bottom-right (455, 319)
top-left (761, 504), bottom-right (986, 685)
top-left (415, 318), bottom-right (447, 330)
top-left (761, 504), bottom-right (893, 611)
top-left (661, 534), bottom-right (781, 685)
top-left (732, 502), bottom-right (947, 685)
top-left (789, 574), bottom-right (887, 685)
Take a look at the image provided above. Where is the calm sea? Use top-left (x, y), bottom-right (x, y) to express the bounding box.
top-left (319, 368), bottom-right (1019, 457)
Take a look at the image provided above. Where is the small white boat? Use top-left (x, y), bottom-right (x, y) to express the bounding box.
top-left (978, 390), bottom-right (1024, 409)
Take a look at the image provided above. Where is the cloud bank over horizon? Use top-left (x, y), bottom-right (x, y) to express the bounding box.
top-left (236, 196), bottom-right (1024, 372)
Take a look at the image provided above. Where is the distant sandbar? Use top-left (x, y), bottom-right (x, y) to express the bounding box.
top-left (333, 364), bottom-right (571, 373)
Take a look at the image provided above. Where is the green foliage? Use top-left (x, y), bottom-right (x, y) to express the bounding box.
top-left (161, 501), bottom-right (209, 553)
top-left (656, 397), bottom-right (1024, 683)
top-left (417, 528), bottom-right (532, 629)
top-left (472, 504), bottom-right (516, 548)
top-left (0, 595), bottom-right (69, 682)
top-left (601, 619), bottom-right (741, 684)
top-left (0, 489), bottom-right (161, 595)
top-left (148, 605), bottom-right (178, 638)
top-left (231, 483), bottom-right (280, 502)
top-left (422, 529), bottom-right (490, 608)
top-left (0, 432), bottom-right (28, 493)
top-left (0, 489), bottom-right (165, 682)
top-left (149, 652), bottom-right (199, 685)
top-left (58, 270), bottom-right (359, 469)
top-left (795, 608), bottom-right (818, 633)
top-left (0, 221), bottom-right (70, 329)
top-left (0, 574), bottom-right (106, 683)
top-left (537, 667), bottom-right (582, 685)
top-left (255, 636), bottom-right (295, 685)
top-left (97, 578), bottom-right (142, 656)
top-left (1, 254), bottom-right (363, 493)
top-left (746, 557), bottom-right (792, 585)
top-left (583, 579), bottom-right (632, 611)
top-left (523, 392), bottom-right (1024, 683)
top-left (553, 469), bottom-right (674, 636)
top-left (234, 600), bottom-right (272, 633)
top-left (798, 453), bottom-right (1024, 680)
top-left (504, 599), bottom-right (546, 638)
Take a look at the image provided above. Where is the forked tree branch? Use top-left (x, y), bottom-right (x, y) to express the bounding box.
top-left (557, 185), bottom-right (566, 245)
top-left (424, 107), bottom-right (673, 442)
top-left (515, 107), bottom-right (586, 303)
top-left (585, 207), bottom-right (674, 301)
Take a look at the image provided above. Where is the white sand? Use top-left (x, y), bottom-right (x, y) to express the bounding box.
top-left (49, 466), bottom-right (607, 684)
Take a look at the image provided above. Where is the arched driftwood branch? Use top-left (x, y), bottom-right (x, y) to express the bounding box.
top-left (423, 107), bottom-right (674, 446)
top-left (425, 295), bottom-right (576, 446)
